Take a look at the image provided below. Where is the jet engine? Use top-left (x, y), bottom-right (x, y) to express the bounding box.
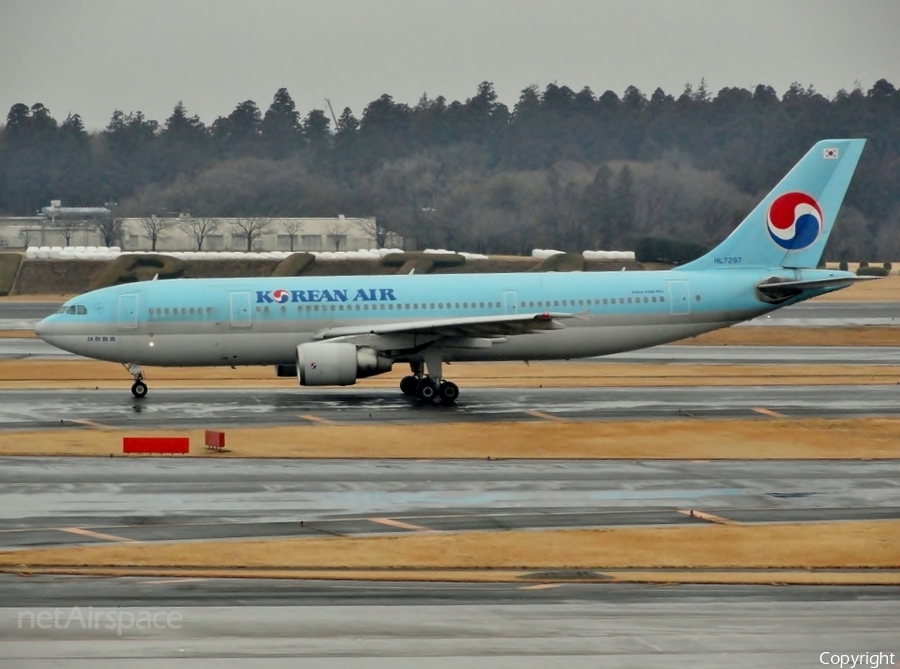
top-left (295, 342), bottom-right (393, 386)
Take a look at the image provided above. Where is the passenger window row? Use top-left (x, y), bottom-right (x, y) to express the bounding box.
top-left (148, 307), bottom-right (214, 316)
top-left (255, 301), bottom-right (504, 314)
top-left (145, 295), bottom-right (668, 318)
top-left (519, 296), bottom-right (665, 308)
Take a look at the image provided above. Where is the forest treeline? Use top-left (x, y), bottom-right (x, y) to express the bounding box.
top-left (1, 79), bottom-right (898, 259)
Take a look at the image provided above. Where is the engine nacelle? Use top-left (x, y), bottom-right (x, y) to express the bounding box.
top-left (295, 342), bottom-right (393, 386)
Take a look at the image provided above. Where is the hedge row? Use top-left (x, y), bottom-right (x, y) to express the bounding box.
top-left (0, 253), bottom-right (22, 297)
top-left (634, 237), bottom-right (710, 266)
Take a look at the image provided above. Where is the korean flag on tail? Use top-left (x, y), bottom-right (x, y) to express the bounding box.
top-left (823, 147), bottom-right (839, 159)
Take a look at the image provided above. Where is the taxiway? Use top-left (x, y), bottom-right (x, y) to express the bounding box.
top-left (1, 384), bottom-right (899, 431)
top-left (2, 457), bottom-right (899, 549)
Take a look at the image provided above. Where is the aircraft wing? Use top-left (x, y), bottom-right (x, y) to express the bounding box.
top-left (313, 312), bottom-right (573, 341)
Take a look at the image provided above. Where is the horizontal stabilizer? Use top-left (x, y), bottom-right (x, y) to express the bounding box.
top-left (756, 275), bottom-right (878, 302)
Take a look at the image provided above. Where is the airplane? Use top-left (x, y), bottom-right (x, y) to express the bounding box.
top-left (36, 139), bottom-right (871, 402)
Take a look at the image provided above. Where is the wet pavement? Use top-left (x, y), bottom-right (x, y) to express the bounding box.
top-left (0, 384), bottom-right (898, 431)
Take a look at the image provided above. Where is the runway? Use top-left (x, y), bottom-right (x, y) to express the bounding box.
top-left (3, 457), bottom-right (899, 550)
top-left (1, 384), bottom-right (899, 430)
top-left (1, 579), bottom-right (898, 668)
top-left (749, 300), bottom-right (900, 326)
top-left (0, 301), bottom-right (60, 331)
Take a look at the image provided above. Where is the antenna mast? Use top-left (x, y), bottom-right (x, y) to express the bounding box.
top-left (324, 98), bottom-right (339, 127)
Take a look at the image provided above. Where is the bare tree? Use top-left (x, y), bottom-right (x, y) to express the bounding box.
top-left (282, 219), bottom-right (303, 251)
top-left (95, 216), bottom-right (125, 247)
top-left (327, 219), bottom-right (349, 251)
top-left (357, 217), bottom-right (392, 249)
top-left (179, 217), bottom-right (220, 251)
top-left (19, 228), bottom-right (38, 248)
top-left (48, 218), bottom-right (88, 247)
top-left (231, 217), bottom-right (271, 251)
top-left (140, 215), bottom-right (175, 251)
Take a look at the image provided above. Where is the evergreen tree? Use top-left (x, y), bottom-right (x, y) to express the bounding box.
top-left (99, 110), bottom-right (159, 200)
top-left (53, 113), bottom-right (97, 205)
top-left (212, 99), bottom-right (262, 155)
top-left (609, 165), bottom-right (636, 247)
top-left (161, 101), bottom-right (208, 176)
top-left (0, 103), bottom-right (58, 213)
top-left (260, 87), bottom-right (301, 156)
top-left (303, 109), bottom-right (331, 149)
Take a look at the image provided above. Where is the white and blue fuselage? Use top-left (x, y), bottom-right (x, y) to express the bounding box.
top-left (35, 139), bottom-right (871, 400)
top-left (36, 266), bottom-right (842, 366)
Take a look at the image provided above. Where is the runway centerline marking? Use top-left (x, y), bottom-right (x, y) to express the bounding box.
top-left (519, 583), bottom-right (565, 590)
top-left (70, 418), bottom-right (116, 431)
top-left (58, 527), bottom-right (140, 543)
top-left (753, 407), bottom-right (788, 419)
top-left (298, 414), bottom-right (338, 425)
top-left (678, 510), bottom-right (740, 525)
top-left (369, 517), bottom-right (432, 532)
top-left (636, 637), bottom-right (665, 653)
top-left (526, 410), bottom-right (566, 422)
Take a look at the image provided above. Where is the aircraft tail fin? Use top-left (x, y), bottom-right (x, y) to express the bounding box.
top-left (677, 139), bottom-right (866, 271)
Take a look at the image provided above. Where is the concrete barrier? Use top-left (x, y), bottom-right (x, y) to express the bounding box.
top-left (122, 437), bottom-right (189, 455)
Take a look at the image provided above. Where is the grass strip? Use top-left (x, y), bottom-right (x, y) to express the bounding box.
top-left (1, 521), bottom-right (896, 572)
top-left (1, 418), bottom-right (899, 459)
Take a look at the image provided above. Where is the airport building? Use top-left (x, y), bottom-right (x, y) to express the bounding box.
top-left (0, 202), bottom-right (385, 252)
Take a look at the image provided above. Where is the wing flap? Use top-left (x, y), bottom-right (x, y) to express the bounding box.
top-left (314, 312), bottom-right (571, 341)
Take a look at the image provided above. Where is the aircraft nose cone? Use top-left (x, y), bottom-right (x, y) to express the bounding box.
top-left (34, 317), bottom-right (51, 340)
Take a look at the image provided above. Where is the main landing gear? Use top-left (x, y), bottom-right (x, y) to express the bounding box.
top-left (399, 359), bottom-right (459, 404)
top-left (127, 363), bottom-right (148, 398)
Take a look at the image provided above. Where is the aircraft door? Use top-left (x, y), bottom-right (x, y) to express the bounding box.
top-left (117, 293), bottom-right (139, 330)
top-left (504, 291), bottom-right (518, 314)
top-left (230, 292), bottom-right (252, 328)
top-left (668, 281), bottom-right (691, 315)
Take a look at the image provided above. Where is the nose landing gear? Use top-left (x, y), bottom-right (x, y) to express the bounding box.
top-left (126, 363), bottom-right (148, 398)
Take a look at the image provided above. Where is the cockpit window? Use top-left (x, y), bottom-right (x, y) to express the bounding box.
top-left (56, 306), bottom-right (67, 314)
top-left (64, 305), bottom-right (87, 315)
top-left (66, 306), bottom-right (76, 315)
top-left (76, 305), bottom-right (87, 315)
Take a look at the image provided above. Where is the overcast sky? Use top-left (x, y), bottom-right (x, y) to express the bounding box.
top-left (1, 0), bottom-right (898, 130)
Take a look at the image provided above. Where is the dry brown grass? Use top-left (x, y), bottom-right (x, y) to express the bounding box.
top-left (0, 330), bottom-right (36, 338)
top-left (1, 359), bottom-right (899, 390)
top-left (2, 418), bottom-right (899, 459)
top-left (679, 326), bottom-right (900, 346)
top-left (5, 566), bottom-right (899, 585)
top-left (0, 294), bottom-right (73, 302)
top-left (1, 521), bottom-right (896, 572)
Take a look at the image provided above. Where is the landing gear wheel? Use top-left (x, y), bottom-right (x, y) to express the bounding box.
top-left (439, 381), bottom-right (459, 403)
top-left (416, 378), bottom-right (438, 401)
top-left (131, 381), bottom-right (148, 398)
top-left (400, 375), bottom-right (419, 396)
